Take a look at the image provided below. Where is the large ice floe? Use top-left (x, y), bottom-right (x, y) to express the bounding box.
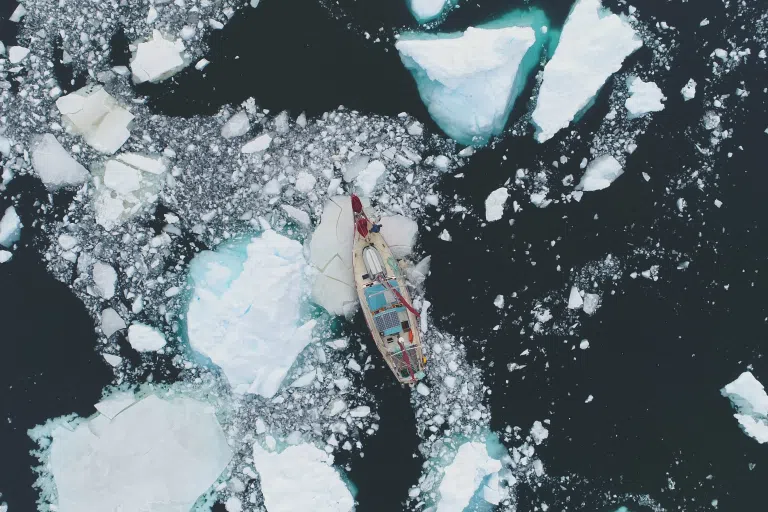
top-left (252, 443), bottom-right (355, 511)
top-left (186, 230), bottom-right (317, 398)
top-left (29, 392), bottom-right (233, 512)
top-left (721, 371), bottom-right (768, 443)
top-left (625, 76), bottom-right (666, 117)
top-left (396, 10), bottom-right (548, 146)
top-left (531, 0), bottom-right (642, 142)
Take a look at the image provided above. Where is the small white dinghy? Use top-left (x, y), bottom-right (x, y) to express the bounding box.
top-left (350, 195), bottom-right (426, 385)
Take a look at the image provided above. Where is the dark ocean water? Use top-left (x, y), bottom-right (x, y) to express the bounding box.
top-left (2, 0), bottom-right (767, 510)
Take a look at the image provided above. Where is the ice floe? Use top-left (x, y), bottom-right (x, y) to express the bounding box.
top-left (0, 206), bottom-right (21, 248)
top-left (397, 19), bottom-right (542, 145)
top-left (130, 30), bottom-right (187, 84)
top-left (531, 0), bottom-right (642, 142)
top-left (186, 230), bottom-right (316, 397)
top-left (577, 155), bottom-right (624, 191)
top-left (252, 443), bottom-right (355, 512)
top-left (681, 78), bottom-right (697, 101)
top-left (221, 111), bottom-right (251, 139)
top-left (91, 261), bottom-right (117, 299)
top-left (0, 250), bottom-right (12, 263)
top-left (721, 371), bottom-right (768, 443)
top-left (56, 85), bottom-right (134, 154)
top-left (485, 187), bottom-right (509, 222)
top-left (625, 76), bottom-right (666, 117)
top-left (8, 46), bottom-right (30, 64)
top-left (30, 134), bottom-right (90, 190)
top-left (127, 323), bottom-right (167, 352)
top-left (436, 441), bottom-right (503, 512)
top-left (29, 393), bottom-right (233, 512)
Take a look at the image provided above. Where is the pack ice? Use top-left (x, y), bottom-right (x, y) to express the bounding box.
top-left (186, 230), bottom-right (317, 398)
top-left (252, 443), bottom-right (355, 512)
top-left (396, 19), bottom-right (542, 146)
top-left (309, 196), bottom-right (417, 316)
top-left (531, 0), bottom-right (642, 142)
top-left (721, 371), bottom-right (768, 443)
top-left (56, 85), bottom-right (134, 154)
top-left (31, 393), bottom-right (232, 512)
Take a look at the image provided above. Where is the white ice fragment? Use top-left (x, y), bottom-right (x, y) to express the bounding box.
top-left (295, 171), bottom-right (318, 194)
top-left (681, 78), bottom-right (697, 101)
top-left (221, 111), bottom-right (250, 139)
top-left (10, 4), bottom-right (27, 22)
top-left (567, 286), bottom-right (583, 309)
top-left (43, 394), bottom-right (232, 512)
top-left (101, 308), bottom-right (126, 337)
top-left (241, 133), bottom-right (272, 153)
top-left (577, 155), bottom-right (624, 191)
top-left (195, 59), bottom-right (210, 70)
top-left (433, 155), bottom-right (451, 170)
top-left (625, 76), bottom-right (666, 117)
top-left (407, 121), bottom-right (424, 136)
top-left (437, 442), bottom-right (502, 512)
top-left (439, 229), bottom-right (451, 241)
top-left (127, 323), bottom-right (167, 352)
top-left (91, 261), bottom-right (117, 299)
top-left (146, 6), bottom-right (158, 24)
top-left (485, 187), bottom-right (509, 222)
top-left (355, 160), bottom-right (387, 196)
top-left (0, 250), bottom-right (12, 263)
top-left (30, 134), bottom-right (90, 190)
top-left (186, 230), bottom-right (316, 397)
top-left (585, 394), bottom-right (594, 403)
top-left (281, 204), bottom-right (311, 227)
top-left (493, 294), bottom-right (504, 308)
top-left (130, 30), bottom-right (186, 84)
top-left (350, 406), bottom-right (371, 418)
top-left (582, 293), bottom-right (600, 315)
top-left (0, 206), bottom-right (22, 248)
top-left (416, 382), bottom-right (430, 396)
top-left (8, 46), bottom-right (30, 64)
top-left (579, 340), bottom-right (590, 349)
top-left (397, 25), bottom-right (538, 146)
top-left (721, 372), bottom-right (768, 443)
top-left (379, 215), bottom-right (418, 258)
top-left (103, 353), bottom-right (122, 367)
top-left (530, 420), bottom-right (549, 445)
top-left (225, 496), bottom-right (243, 512)
top-left (56, 85), bottom-right (134, 154)
top-left (252, 443), bottom-right (354, 512)
top-left (408, 0), bottom-right (450, 23)
top-left (531, 0), bottom-right (642, 142)
top-left (290, 370), bottom-right (317, 388)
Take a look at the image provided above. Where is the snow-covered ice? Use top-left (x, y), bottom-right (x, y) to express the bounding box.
top-left (30, 393), bottom-right (232, 512)
top-left (130, 30), bottom-right (187, 84)
top-left (721, 371), bottom-right (768, 443)
top-left (30, 134), bottom-right (90, 190)
top-left (436, 441), bottom-right (503, 512)
top-left (485, 187), bottom-right (509, 222)
top-left (252, 443), bottom-right (355, 512)
top-left (625, 76), bottom-right (666, 117)
top-left (127, 323), bottom-right (167, 352)
top-left (0, 206), bottom-right (21, 248)
top-left (56, 85), bottom-right (134, 154)
top-left (681, 78), bottom-right (697, 101)
top-left (577, 155), bottom-right (624, 191)
top-left (397, 21), bottom-right (541, 145)
top-left (531, 0), bottom-right (642, 142)
top-left (186, 230), bottom-right (316, 397)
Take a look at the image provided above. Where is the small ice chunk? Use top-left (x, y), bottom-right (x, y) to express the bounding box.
top-left (493, 294), bottom-right (504, 308)
top-left (567, 286), bottom-right (583, 309)
top-left (225, 496), bottom-right (243, 512)
top-left (290, 370), bottom-right (317, 388)
top-left (58, 234), bottom-right (78, 251)
top-left (408, 0), bottom-right (450, 23)
top-left (342, 155), bottom-right (370, 182)
top-left (281, 204), bottom-right (311, 227)
top-left (577, 155), bottom-right (624, 191)
top-left (221, 111), bottom-right (250, 139)
top-left (485, 187), bottom-right (509, 222)
top-left (127, 323), bottom-right (167, 352)
top-left (241, 133), bottom-right (272, 153)
top-left (56, 85), bottom-right (134, 154)
top-left (92, 261), bottom-right (117, 299)
top-left (397, 25), bottom-right (539, 146)
top-left (531, 0), bottom-right (643, 142)
top-left (681, 78), bottom-right (697, 101)
top-left (101, 308), bottom-right (127, 337)
top-left (350, 406), bottom-right (371, 418)
top-left (295, 171), bottom-right (317, 194)
top-left (195, 59), bottom-right (210, 70)
top-left (30, 134), bottom-right (90, 190)
top-left (530, 420), bottom-right (549, 445)
top-left (437, 442), bottom-right (502, 512)
top-left (0, 206), bottom-right (22, 248)
top-left (355, 160), bottom-right (387, 196)
top-left (252, 443), bottom-right (355, 512)
top-left (579, 340), bottom-right (590, 349)
top-left (582, 293), bottom-right (600, 315)
top-left (103, 353), bottom-right (122, 366)
top-left (130, 30), bottom-right (186, 84)
top-left (625, 76), bottom-right (666, 117)
top-left (0, 250), bottom-right (12, 263)
top-left (721, 372), bottom-right (768, 443)
top-left (10, 4), bottom-right (27, 22)
top-left (438, 229), bottom-right (452, 241)
top-left (416, 382), bottom-right (430, 396)
top-left (8, 46), bottom-right (30, 64)
top-left (379, 215), bottom-right (418, 258)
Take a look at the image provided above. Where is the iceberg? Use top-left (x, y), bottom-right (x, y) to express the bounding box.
top-left (436, 441), bottom-right (503, 512)
top-left (0, 206), bottom-right (21, 248)
top-left (185, 230), bottom-right (317, 398)
top-left (130, 30), bottom-right (187, 84)
top-left (721, 371), bottom-right (768, 443)
top-left (531, 0), bottom-right (642, 142)
top-left (30, 134), bottom-right (90, 190)
top-left (32, 393), bottom-right (232, 512)
top-left (625, 76), bottom-right (666, 117)
top-left (56, 85), bottom-right (134, 154)
top-left (576, 155), bottom-right (624, 191)
top-left (397, 11), bottom-right (547, 146)
top-left (252, 443), bottom-right (355, 512)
